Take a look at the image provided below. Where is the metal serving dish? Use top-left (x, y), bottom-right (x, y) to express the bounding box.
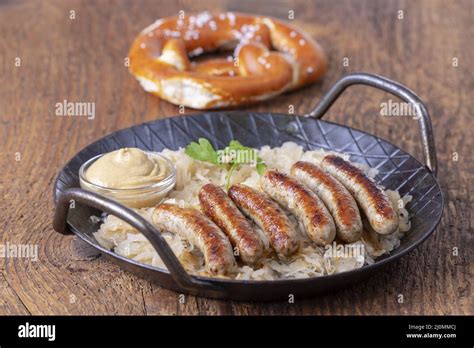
top-left (53, 73), bottom-right (443, 301)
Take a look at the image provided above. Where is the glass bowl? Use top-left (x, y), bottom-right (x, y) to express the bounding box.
top-left (79, 151), bottom-right (176, 208)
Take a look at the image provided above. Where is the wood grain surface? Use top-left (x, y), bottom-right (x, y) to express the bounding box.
top-left (0, 0), bottom-right (472, 315)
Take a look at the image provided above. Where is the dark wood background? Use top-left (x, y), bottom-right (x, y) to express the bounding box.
top-left (0, 0), bottom-right (472, 315)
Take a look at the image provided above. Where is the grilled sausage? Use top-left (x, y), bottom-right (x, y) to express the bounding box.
top-left (321, 155), bottom-right (399, 235)
top-left (199, 183), bottom-right (264, 264)
top-left (260, 169), bottom-right (336, 246)
top-left (152, 203), bottom-right (236, 275)
top-left (228, 184), bottom-right (300, 256)
top-left (291, 161), bottom-right (363, 243)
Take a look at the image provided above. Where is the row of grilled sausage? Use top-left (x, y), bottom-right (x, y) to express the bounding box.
top-left (151, 155), bottom-right (399, 275)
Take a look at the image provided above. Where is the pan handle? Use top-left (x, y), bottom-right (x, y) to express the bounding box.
top-left (306, 72), bottom-right (438, 176)
top-left (53, 188), bottom-right (224, 296)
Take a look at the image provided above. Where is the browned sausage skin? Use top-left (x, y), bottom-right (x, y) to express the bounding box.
top-left (228, 184), bottom-right (300, 256)
top-left (260, 169), bottom-right (336, 246)
top-left (321, 155), bottom-right (399, 235)
top-left (291, 161), bottom-right (363, 243)
top-left (199, 183), bottom-right (264, 264)
top-left (152, 203), bottom-right (236, 275)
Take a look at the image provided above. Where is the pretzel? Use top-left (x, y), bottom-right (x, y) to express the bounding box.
top-left (128, 12), bottom-right (327, 109)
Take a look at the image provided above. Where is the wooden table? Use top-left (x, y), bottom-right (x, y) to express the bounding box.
top-left (1, 0), bottom-right (472, 315)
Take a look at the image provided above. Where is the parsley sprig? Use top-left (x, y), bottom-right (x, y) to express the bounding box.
top-left (184, 138), bottom-right (267, 189)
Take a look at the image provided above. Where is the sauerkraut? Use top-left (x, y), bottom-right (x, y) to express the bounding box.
top-left (93, 142), bottom-right (411, 280)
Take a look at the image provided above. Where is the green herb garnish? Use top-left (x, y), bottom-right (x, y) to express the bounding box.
top-left (184, 138), bottom-right (220, 165)
top-left (184, 138), bottom-right (267, 189)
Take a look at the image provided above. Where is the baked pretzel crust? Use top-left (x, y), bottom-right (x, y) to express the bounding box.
top-left (128, 12), bottom-right (327, 109)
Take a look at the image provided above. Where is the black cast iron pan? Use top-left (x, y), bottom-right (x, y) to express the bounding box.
top-left (53, 73), bottom-right (443, 301)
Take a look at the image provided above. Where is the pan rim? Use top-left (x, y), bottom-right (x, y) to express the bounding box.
top-left (53, 111), bottom-right (444, 285)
